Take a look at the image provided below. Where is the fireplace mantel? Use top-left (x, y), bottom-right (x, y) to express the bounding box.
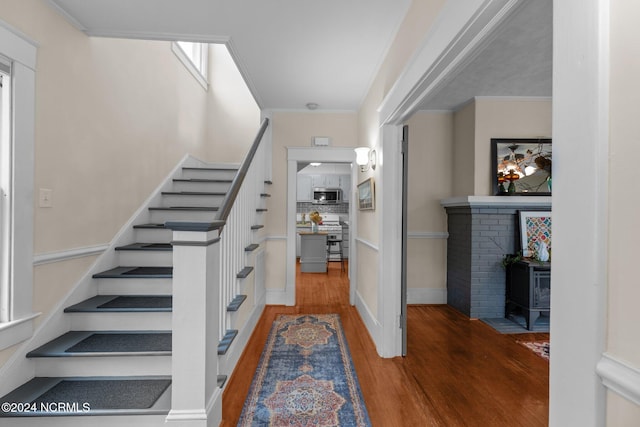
top-left (441, 196), bottom-right (552, 209)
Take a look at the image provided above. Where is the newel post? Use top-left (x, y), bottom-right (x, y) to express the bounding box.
top-left (165, 221), bottom-right (225, 427)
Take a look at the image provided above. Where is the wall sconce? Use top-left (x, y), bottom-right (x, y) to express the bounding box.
top-left (354, 147), bottom-right (377, 172)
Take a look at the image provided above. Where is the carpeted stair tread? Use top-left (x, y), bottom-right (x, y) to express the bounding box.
top-left (27, 331), bottom-right (171, 357)
top-left (218, 330), bottom-right (238, 355)
top-left (133, 223), bottom-right (168, 229)
top-left (227, 295), bottom-right (247, 312)
top-left (93, 266), bottom-right (172, 279)
top-left (244, 243), bottom-right (259, 252)
top-left (65, 295), bottom-right (172, 313)
top-left (149, 206), bottom-right (219, 211)
top-left (0, 376), bottom-right (171, 416)
top-left (237, 266), bottom-right (254, 279)
top-left (161, 191), bottom-right (227, 196)
top-left (173, 178), bottom-right (233, 183)
top-left (115, 243), bottom-right (172, 251)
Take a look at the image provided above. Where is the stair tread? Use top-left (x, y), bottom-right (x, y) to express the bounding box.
top-left (251, 224), bottom-right (264, 230)
top-left (182, 166), bottom-right (238, 172)
top-left (115, 243), bottom-right (172, 251)
top-left (27, 331), bottom-right (172, 357)
top-left (237, 266), bottom-right (254, 278)
top-left (245, 243), bottom-right (259, 252)
top-left (260, 193), bottom-right (271, 197)
top-left (149, 206), bottom-right (219, 211)
top-left (133, 223), bottom-right (168, 229)
top-left (227, 295), bottom-right (247, 312)
top-left (173, 178), bottom-right (233, 183)
top-left (218, 330), bottom-right (238, 355)
top-left (65, 295), bottom-right (172, 313)
top-left (93, 266), bottom-right (172, 279)
top-left (0, 376), bottom-right (171, 416)
top-left (161, 191), bottom-right (227, 196)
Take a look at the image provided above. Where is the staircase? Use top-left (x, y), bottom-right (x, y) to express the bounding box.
top-left (0, 118), bottom-right (271, 425)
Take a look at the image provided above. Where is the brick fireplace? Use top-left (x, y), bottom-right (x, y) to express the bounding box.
top-left (441, 196), bottom-right (552, 319)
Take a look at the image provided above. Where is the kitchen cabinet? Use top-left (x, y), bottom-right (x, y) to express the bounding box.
top-left (299, 232), bottom-right (327, 273)
top-left (296, 225), bottom-right (311, 257)
top-left (297, 175), bottom-right (312, 201)
top-left (297, 174), bottom-right (351, 202)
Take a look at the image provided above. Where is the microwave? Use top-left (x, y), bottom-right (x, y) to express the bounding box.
top-left (313, 188), bottom-right (342, 204)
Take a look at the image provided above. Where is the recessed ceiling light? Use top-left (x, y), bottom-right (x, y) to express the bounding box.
top-left (310, 162), bottom-right (321, 167)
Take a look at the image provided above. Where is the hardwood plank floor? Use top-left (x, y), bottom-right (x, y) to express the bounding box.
top-left (221, 260), bottom-right (549, 426)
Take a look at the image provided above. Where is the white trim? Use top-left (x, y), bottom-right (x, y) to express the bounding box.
top-left (45, 0), bottom-right (88, 32)
top-left (171, 42), bottom-right (208, 91)
top-left (286, 147), bottom-right (357, 308)
top-left (355, 290), bottom-right (381, 352)
top-left (407, 231), bottom-right (448, 239)
top-left (265, 235), bottom-right (287, 241)
top-left (354, 237), bottom-right (379, 252)
top-left (378, 0), bottom-right (526, 124)
top-left (407, 288), bottom-right (447, 304)
top-left (0, 19), bottom-right (36, 350)
top-left (597, 353), bottom-right (640, 406)
top-left (440, 195), bottom-right (552, 208)
top-left (33, 244), bottom-right (109, 266)
top-left (0, 312), bottom-right (39, 351)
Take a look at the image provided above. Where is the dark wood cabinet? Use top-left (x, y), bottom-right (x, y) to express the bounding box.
top-left (506, 259), bottom-right (550, 330)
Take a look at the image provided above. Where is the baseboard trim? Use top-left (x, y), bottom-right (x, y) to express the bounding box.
top-left (355, 290), bottom-right (381, 355)
top-left (33, 244), bottom-right (109, 266)
top-left (407, 288), bottom-right (447, 304)
top-left (597, 353), bottom-right (640, 406)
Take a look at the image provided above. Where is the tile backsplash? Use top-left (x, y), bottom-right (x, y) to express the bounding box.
top-left (297, 202), bottom-right (349, 214)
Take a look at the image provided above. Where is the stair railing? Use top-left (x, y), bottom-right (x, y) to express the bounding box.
top-left (165, 118), bottom-right (269, 426)
top-left (215, 117), bottom-right (269, 340)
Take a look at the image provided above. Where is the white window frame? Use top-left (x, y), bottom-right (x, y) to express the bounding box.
top-left (0, 20), bottom-right (38, 351)
top-left (172, 41), bottom-right (209, 90)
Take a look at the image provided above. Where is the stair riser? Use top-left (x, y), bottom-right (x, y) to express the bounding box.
top-left (97, 279), bottom-right (172, 295)
top-left (134, 228), bottom-right (172, 243)
top-left (149, 209), bottom-right (218, 223)
top-left (160, 194), bottom-right (225, 207)
top-left (181, 168), bottom-right (237, 180)
top-left (117, 251), bottom-right (173, 267)
top-left (33, 356), bottom-right (171, 378)
top-left (69, 312), bottom-right (172, 331)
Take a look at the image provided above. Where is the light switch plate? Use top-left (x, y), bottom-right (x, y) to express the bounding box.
top-left (39, 188), bottom-right (53, 208)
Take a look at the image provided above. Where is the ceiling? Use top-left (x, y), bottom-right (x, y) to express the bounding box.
top-left (47, 0), bottom-right (551, 112)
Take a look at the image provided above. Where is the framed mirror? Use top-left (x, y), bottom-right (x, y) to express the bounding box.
top-left (491, 138), bottom-right (552, 195)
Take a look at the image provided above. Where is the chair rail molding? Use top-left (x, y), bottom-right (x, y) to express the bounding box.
top-left (596, 353), bottom-right (640, 406)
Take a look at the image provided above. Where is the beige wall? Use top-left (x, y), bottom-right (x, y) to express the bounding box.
top-left (451, 98), bottom-right (552, 197)
top-left (607, 0), bottom-right (640, 422)
top-left (266, 111), bottom-right (358, 291)
top-left (405, 111), bottom-right (452, 293)
top-left (474, 98), bottom-right (552, 195)
top-left (452, 101), bottom-right (476, 197)
top-left (0, 0), bottom-right (259, 364)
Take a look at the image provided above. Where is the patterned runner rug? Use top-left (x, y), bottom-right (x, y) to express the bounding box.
top-left (238, 314), bottom-right (372, 426)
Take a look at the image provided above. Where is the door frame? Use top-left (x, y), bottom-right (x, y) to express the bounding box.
top-left (285, 147), bottom-right (357, 306)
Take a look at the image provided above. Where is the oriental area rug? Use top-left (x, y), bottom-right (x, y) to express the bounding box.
top-left (518, 340), bottom-right (550, 361)
top-left (237, 314), bottom-right (372, 427)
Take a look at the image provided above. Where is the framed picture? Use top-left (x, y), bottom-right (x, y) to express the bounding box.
top-left (519, 211), bottom-right (552, 258)
top-left (357, 177), bottom-right (375, 210)
top-left (491, 138), bottom-right (552, 195)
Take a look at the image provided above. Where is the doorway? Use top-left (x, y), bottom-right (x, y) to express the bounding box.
top-left (285, 147), bottom-right (357, 307)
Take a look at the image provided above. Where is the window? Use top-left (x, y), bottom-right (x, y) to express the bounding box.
top-left (0, 21), bottom-right (37, 350)
top-left (172, 41), bottom-right (209, 90)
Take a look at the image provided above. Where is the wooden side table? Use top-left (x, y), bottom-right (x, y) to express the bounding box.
top-left (506, 259), bottom-right (551, 330)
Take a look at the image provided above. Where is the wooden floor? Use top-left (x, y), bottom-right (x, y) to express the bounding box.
top-left (221, 260), bottom-right (549, 426)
